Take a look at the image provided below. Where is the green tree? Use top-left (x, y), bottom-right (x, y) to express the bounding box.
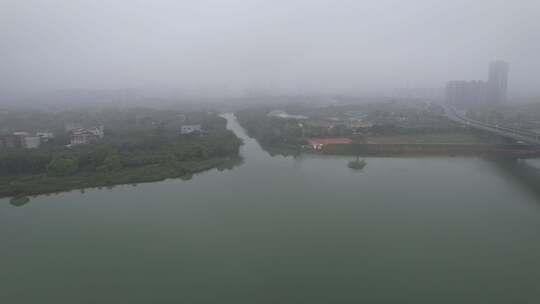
top-left (47, 156), bottom-right (79, 176)
top-left (103, 153), bottom-right (123, 171)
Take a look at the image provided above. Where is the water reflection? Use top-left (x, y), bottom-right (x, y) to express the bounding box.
top-left (261, 145), bottom-right (301, 158)
top-left (489, 159), bottom-right (540, 201)
top-left (216, 156), bottom-right (245, 171)
top-left (5, 156), bottom-right (244, 207)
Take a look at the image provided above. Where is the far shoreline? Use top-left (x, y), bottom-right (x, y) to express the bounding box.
top-left (259, 142), bottom-right (537, 159)
top-left (2, 156), bottom-right (243, 200)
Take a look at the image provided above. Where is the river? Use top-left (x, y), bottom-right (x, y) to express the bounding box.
top-left (2, 114), bottom-right (540, 303)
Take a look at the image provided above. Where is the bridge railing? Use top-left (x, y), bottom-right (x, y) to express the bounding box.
top-left (446, 106), bottom-right (540, 143)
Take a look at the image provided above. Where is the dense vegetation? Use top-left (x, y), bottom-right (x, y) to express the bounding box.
top-left (236, 103), bottom-right (510, 156)
top-left (236, 108), bottom-right (307, 148)
top-left (0, 109), bottom-right (243, 198)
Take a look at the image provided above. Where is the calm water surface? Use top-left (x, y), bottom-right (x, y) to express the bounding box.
top-left (2, 114), bottom-right (540, 303)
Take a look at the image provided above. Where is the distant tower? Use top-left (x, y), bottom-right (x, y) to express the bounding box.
top-left (445, 80), bottom-right (486, 108)
top-left (487, 60), bottom-right (509, 104)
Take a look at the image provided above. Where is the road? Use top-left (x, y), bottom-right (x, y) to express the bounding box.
top-left (442, 105), bottom-right (540, 145)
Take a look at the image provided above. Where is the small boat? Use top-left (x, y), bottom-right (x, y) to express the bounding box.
top-left (10, 196), bottom-right (30, 207)
top-left (348, 157), bottom-right (367, 170)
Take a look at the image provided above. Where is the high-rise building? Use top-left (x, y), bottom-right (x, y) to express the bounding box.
top-left (487, 60), bottom-right (509, 104)
top-left (445, 80), bottom-right (486, 108)
top-left (445, 60), bottom-right (509, 108)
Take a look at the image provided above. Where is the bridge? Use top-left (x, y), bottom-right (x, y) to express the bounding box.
top-left (443, 105), bottom-right (540, 145)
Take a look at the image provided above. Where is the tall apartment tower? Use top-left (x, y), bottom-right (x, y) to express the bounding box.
top-left (445, 80), bottom-right (486, 108)
top-left (487, 60), bottom-right (509, 104)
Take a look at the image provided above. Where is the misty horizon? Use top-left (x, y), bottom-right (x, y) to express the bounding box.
top-left (1, 0), bottom-right (539, 98)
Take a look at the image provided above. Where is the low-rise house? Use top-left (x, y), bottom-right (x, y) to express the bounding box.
top-left (36, 132), bottom-right (55, 142)
top-left (70, 129), bottom-right (98, 145)
top-left (181, 124), bottom-right (202, 135)
top-left (13, 131), bottom-right (30, 137)
top-left (69, 126), bottom-right (104, 146)
top-left (13, 132), bottom-right (30, 147)
top-left (88, 126), bottom-right (105, 138)
top-left (23, 136), bottom-right (41, 149)
top-left (10, 132), bottom-right (42, 149)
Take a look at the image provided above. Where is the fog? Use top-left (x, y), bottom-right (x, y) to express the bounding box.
top-left (1, 0), bottom-right (539, 97)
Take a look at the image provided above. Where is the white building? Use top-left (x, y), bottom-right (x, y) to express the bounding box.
top-left (13, 131), bottom-right (30, 137)
top-left (12, 132), bottom-right (41, 149)
top-left (24, 136), bottom-right (41, 149)
top-left (88, 126), bottom-right (105, 138)
top-left (69, 126), bottom-right (104, 146)
top-left (267, 110), bottom-right (308, 120)
top-left (181, 124), bottom-right (202, 135)
top-left (36, 132), bottom-right (55, 142)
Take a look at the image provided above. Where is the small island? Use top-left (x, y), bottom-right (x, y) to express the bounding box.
top-left (0, 107), bottom-right (243, 199)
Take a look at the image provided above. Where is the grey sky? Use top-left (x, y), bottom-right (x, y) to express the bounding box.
top-left (1, 0), bottom-right (539, 96)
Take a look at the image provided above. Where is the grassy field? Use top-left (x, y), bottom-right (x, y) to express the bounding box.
top-left (367, 132), bottom-right (485, 144)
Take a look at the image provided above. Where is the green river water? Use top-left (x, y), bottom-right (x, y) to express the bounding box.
top-left (2, 114), bottom-right (540, 303)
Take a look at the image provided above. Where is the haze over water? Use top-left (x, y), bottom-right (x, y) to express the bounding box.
top-left (2, 0), bottom-right (540, 97)
top-left (1, 114), bottom-right (540, 303)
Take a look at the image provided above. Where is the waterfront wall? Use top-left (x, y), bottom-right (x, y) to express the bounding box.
top-left (321, 143), bottom-right (538, 157)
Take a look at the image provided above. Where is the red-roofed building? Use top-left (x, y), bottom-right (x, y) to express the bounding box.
top-left (308, 138), bottom-right (353, 150)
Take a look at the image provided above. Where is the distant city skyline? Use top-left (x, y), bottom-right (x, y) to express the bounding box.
top-left (446, 61), bottom-right (510, 107)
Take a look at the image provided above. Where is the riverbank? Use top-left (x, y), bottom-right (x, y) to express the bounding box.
top-left (0, 156), bottom-right (243, 199)
top-left (318, 143), bottom-right (537, 158)
top-left (253, 138), bottom-right (529, 159)
top-left (234, 106), bottom-right (518, 158)
top-left (0, 112), bottom-right (244, 199)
